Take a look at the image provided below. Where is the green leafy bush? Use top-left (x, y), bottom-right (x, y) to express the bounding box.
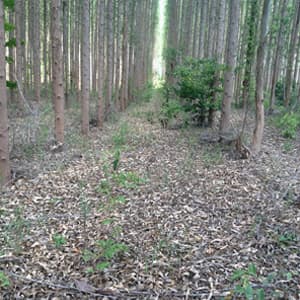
top-left (277, 112), bottom-right (300, 139)
top-left (162, 58), bottom-right (223, 127)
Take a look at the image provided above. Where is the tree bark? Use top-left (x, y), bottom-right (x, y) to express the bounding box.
top-left (0, 0), bottom-right (10, 185)
top-left (219, 0), bottom-right (240, 136)
top-left (97, 0), bottom-right (105, 127)
top-left (33, 0), bottom-right (41, 103)
top-left (252, 0), bottom-right (271, 154)
top-left (51, 0), bottom-right (65, 144)
top-left (269, 0), bottom-right (288, 113)
top-left (81, 0), bottom-right (90, 135)
top-left (285, 0), bottom-right (300, 107)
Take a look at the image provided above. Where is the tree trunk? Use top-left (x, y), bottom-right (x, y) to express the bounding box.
top-left (43, 0), bottom-right (48, 89)
top-left (81, 0), bottom-right (90, 135)
top-left (51, 0), bottom-right (65, 144)
top-left (33, 0), bottom-right (41, 103)
top-left (106, 0), bottom-right (114, 114)
top-left (15, 0), bottom-right (23, 104)
top-left (0, 0), bottom-right (10, 185)
top-left (284, 0), bottom-right (300, 107)
top-left (219, 0), bottom-right (240, 136)
top-left (8, 9), bottom-right (15, 103)
top-left (269, 0), bottom-right (288, 113)
top-left (252, 0), bottom-right (271, 154)
top-left (63, 0), bottom-right (69, 106)
top-left (97, 0), bottom-right (105, 127)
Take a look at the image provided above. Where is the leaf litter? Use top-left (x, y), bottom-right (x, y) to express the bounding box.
top-left (0, 101), bottom-right (300, 299)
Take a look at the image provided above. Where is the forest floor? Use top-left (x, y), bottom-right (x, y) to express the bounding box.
top-left (1, 93), bottom-right (300, 299)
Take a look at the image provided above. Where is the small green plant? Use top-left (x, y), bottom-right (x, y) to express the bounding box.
top-left (112, 171), bottom-right (145, 189)
top-left (231, 264), bottom-right (265, 300)
top-left (96, 179), bottom-right (112, 195)
top-left (283, 141), bottom-right (293, 152)
top-left (202, 145), bottom-right (222, 166)
top-left (112, 148), bottom-right (121, 171)
top-left (82, 239), bottom-right (128, 272)
top-left (276, 112), bottom-right (300, 139)
top-left (0, 271), bottom-right (10, 288)
top-left (96, 239), bottom-right (128, 270)
top-left (277, 231), bottom-right (297, 247)
top-left (52, 234), bottom-right (67, 248)
top-left (112, 122), bottom-right (129, 148)
top-left (4, 207), bottom-right (30, 253)
top-left (159, 98), bottom-right (183, 128)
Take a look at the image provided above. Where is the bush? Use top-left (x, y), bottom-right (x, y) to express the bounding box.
top-left (276, 112), bottom-right (300, 139)
top-left (162, 58), bottom-right (223, 127)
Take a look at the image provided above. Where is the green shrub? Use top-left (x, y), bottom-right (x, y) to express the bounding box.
top-left (162, 58), bottom-right (223, 126)
top-left (277, 112), bottom-right (300, 139)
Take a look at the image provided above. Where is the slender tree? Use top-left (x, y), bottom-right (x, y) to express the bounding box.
top-left (219, 0), bottom-right (240, 136)
top-left (252, 0), bottom-right (271, 154)
top-left (33, 0), bottom-right (41, 103)
top-left (51, 0), bottom-right (65, 144)
top-left (0, 0), bottom-right (10, 185)
top-left (81, 0), bottom-right (90, 135)
top-left (97, 0), bottom-right (105, 127)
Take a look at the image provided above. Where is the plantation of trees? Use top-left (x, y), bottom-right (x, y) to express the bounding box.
top-left (0, 0), bottom-right (300, 298)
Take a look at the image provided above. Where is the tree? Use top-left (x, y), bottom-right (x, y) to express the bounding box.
top-left (252, 0), bottom-right (271, 154)
top-left (97, 0), bottom-right (105, 127)
top-left (0, 0), bottom-right (10, 185)
top-left (33, 0), bottom-right (41, 103)
top-left (81, 0), bottom-right (90, 135)
top-left (219, 0), bottom-right (240, 136)
top-left (285, 0), bottom-right (300, 107)
top-left (269, 0), bottom-right (288, 113)
top-left (51, 0), bottom-right (65, 144)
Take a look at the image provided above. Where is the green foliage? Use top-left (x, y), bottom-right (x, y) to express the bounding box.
top-left (5, 37), bottom-right (16, 48)
top-left (0, 272), bottom-right (10, 288)
top-left (231, 264), bottom-right (265, 300)
top-left (6, 80), bottom-right (17, 89)
top-left (4, 0), bottom-right (14, 9)
top-left (276, 112), bottom-right (300, 139)
top-left (276, 231), bottom-right (297, 247)
top-left (96, 179), bottom-right (111, 195)
top-left (52, 234), bottom-right (67, 248)
top-left (112, 148), bottom-right (121, 171)
top-left (163, 58), bottom-right (223, 126)
top-left (4, 207), bottom-right (30, 253)
top-left (82, 239), bottom-right (128, 272)
top-left (112, 122), bottom-right (129, 148)
top-left (112, 171), bottom-right (145, 189)
top-left (159, 98), bottom-right (182, 127)
top-left (138, 82), bottom-right (155, 103)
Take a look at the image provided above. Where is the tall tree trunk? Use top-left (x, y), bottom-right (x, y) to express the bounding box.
top-left (81, 0), bottom-right (90, 135)
top-left (8, 9), bottom-right (15, 103)
top-left (219, 0), bottom-right (240, 136)
top-left (51, 0), bottom-right (65, 144)
top-left (269, 0), bottom-right (288, 113)
top-left (97, 0), bottom-right (105, 127)
top-left (15, 0), bottom-right (23, 104)
top-left (63, 0), bottom-right (69, 106)
top-left (33, 0), bottom-right (41, 103)
top-left (198, 1), bottom-right (207, 58)
top-left (241, 0), bottom-right (258, 112)
top-left (252, 0), bottom-right (271, 154)
top-left (285, 0), bottom-right (300, 107)
top-left (43, 0), bottom-right (48, 89)
top-left (106, 0), bottom-right (114, 114)
top-left (0, 0), bottom-right (10, 185)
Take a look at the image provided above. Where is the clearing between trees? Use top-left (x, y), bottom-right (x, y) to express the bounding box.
top-left (1, 97), bottom-right (300, 299)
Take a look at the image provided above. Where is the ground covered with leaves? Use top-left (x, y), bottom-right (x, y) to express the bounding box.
top-left (1, 97), bottom-right (300, 299)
